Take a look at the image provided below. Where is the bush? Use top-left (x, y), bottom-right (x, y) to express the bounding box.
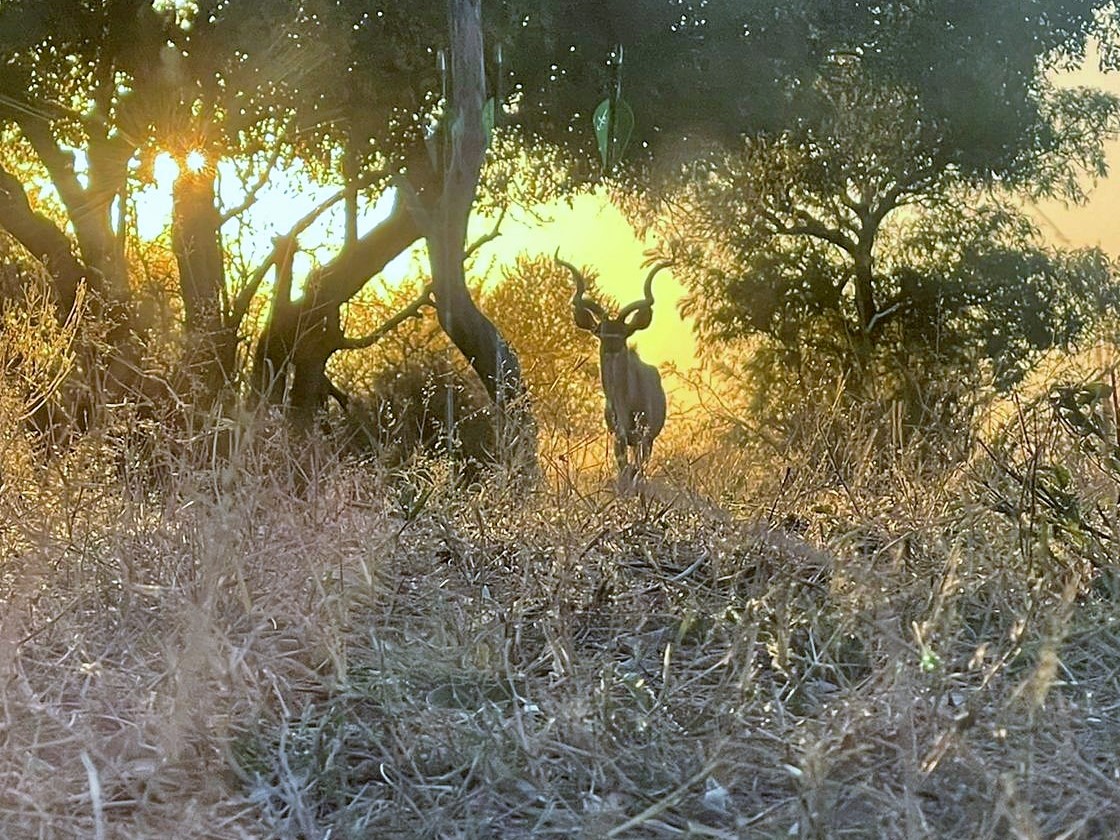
top-left (325, 282), bottom-right (497, 470)
top-left (0, 231), bottom-right (84, 488)
top-left (484, 253), bottom-right (603, 438)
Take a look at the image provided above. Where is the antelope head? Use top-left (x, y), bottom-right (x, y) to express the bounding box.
top-left (555, 252), bottom-right (671, 485)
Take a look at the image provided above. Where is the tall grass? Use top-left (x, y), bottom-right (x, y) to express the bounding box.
top-left (3, 242), bottom-right (1120, 836)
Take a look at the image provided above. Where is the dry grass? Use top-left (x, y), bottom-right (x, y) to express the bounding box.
top-left (2, 375), bottom-right (1120, 839)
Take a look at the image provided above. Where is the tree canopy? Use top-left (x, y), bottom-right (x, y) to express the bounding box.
top-left (653, 29), bottom-right (1120, 430)
top-left (1, 0), bottom-right (1119, 450)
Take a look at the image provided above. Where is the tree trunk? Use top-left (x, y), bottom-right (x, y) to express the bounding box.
top-left (852, 237), bottom-right (877, 336)
top-left (428, 0), bottom-right (523, 410)
top-left (251, 199), bottom-right (422, 420)
top-left (252, 234), bottom-right (343, 424)
top-left (419, 0), bottom-right (532, 466)
top-left (0, 165), bottom-right (98, 319)
top-left (172, 165), bottom-right (236, 394)
top-left (0, 166), bottom-right (145, 444)
top-left (249, 0), bottom-right (532, 469)
top-left (251, 234), bottom-right (298, 406)
top-left (254, 299), bottom-right (342, 424)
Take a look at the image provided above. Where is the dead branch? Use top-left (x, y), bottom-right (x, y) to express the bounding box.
top-left (465, 204), bottom-right (507, 258)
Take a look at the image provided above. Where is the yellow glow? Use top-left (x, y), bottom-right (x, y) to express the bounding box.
top-left (185, 150), bottom-right (207, 173)
top-left (130, 154), bottom-right (703, 408)
top-left (468, 194), bottom-right (698, 376)
top-left (1036, 44), bottom-right (1120, 255)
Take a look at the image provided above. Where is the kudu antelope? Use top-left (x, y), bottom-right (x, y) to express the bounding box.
top-left (556, 253), bottom-right (670, 485)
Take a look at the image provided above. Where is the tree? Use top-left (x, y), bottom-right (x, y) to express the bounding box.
top-left (3, 0), bottom-right (1118, 442)
top-left (0, 0), bottom-right (158, 312)
top-left (502, 1), bottom-right (1118, 172)
top-left (0, 0), bottom-right (327, 399)
top-left (253, 0), bottom-right (530, 449)
top-left (659, 56), bottom-right (1120, 429)
top-left (0, 0), bottom-right (500, 419)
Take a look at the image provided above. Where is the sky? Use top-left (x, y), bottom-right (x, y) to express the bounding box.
top-left (469, 194), bottom-right (697, 374)
top-left (468, 57), bottom-right (1120, 387)
top-left (1035, 56), bottom-right (1120, 254)
top-left (135, 155), bottom-right (697, 375)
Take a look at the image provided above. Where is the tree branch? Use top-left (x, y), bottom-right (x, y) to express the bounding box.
top-left (326, 379), bottom-right (350, 409)
top-left (465, 204), bottom-right (506, 258)
top-left (18, 118), bottom-right (95, 227)
top-left (782, 210), bottom-right (858, 255)
top-left (218, 133), bottom-right (290, 225)
top-left (866, 300), bottom-right (904, 334)
top-left (229, 168), bottom-right (391, 327)
top-left (0, 163), bottom-right (98, 316)
top-left (314, 190), bottom-right (421, 307)
top-left (17, 114), bottom-right (131, 296)
top-left (339, 282), bottom-right (434, 350)
top-left (391, 172), bottom-right (433, 235)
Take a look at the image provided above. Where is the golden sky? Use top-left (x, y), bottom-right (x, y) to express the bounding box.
top-left (475, 60), bottom-right (1120, 391)
top-left (1036, 58), bottom-right (1120, 253)
top-left (471, 194), bottom-right (696, 375)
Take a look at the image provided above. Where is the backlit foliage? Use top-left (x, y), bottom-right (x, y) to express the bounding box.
top-left (0, 231), bottom-right (82, 489)
top-left (484, 253), bottom-right (603, 435)
top-left (662, 65), bottom-right (1120, 444)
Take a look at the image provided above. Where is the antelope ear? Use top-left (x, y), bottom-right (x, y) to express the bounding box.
top-left (623, 305), bottom-right (653, 334)
top-left (573, 302), bottom-right (600, 331)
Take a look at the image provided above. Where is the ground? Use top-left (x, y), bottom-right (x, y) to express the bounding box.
top-left (1, 408), bottom-right (1118, 839)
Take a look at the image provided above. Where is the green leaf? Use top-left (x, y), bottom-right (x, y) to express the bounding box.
top-left (919, 647), bottom-right (942, 673)
top-left (593, 97), bottom-right (634, 171)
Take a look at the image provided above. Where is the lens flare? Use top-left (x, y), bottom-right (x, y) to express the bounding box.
top-left (185, 150), bottom-right (207, 173)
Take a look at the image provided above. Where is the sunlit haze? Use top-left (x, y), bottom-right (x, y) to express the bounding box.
top-left (132, 153), bottom-right (688, 376)
top-left (119, 52), bottom-right (1120, 395)
top-left (1036, 51), bottom-right (1120, 254)
top-left (136, 153), bottom-right (406, 298)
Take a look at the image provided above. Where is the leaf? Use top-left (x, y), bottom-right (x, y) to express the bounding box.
top-left (920, 647), bottom-right (942, 673)
top-left (593, 96), bottom-right (634, 171)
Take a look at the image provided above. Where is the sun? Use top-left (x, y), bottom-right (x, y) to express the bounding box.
top-left (151, 149), bottom-right (207, 188)
top-left (185, 150), bottom-right (207, 173)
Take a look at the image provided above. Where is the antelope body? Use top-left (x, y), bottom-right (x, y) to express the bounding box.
top-left (556, 254), bottom-right (669, 484)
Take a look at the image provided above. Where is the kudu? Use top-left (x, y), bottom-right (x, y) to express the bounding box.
top-left (556, 253), bottom-right (670, 485)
